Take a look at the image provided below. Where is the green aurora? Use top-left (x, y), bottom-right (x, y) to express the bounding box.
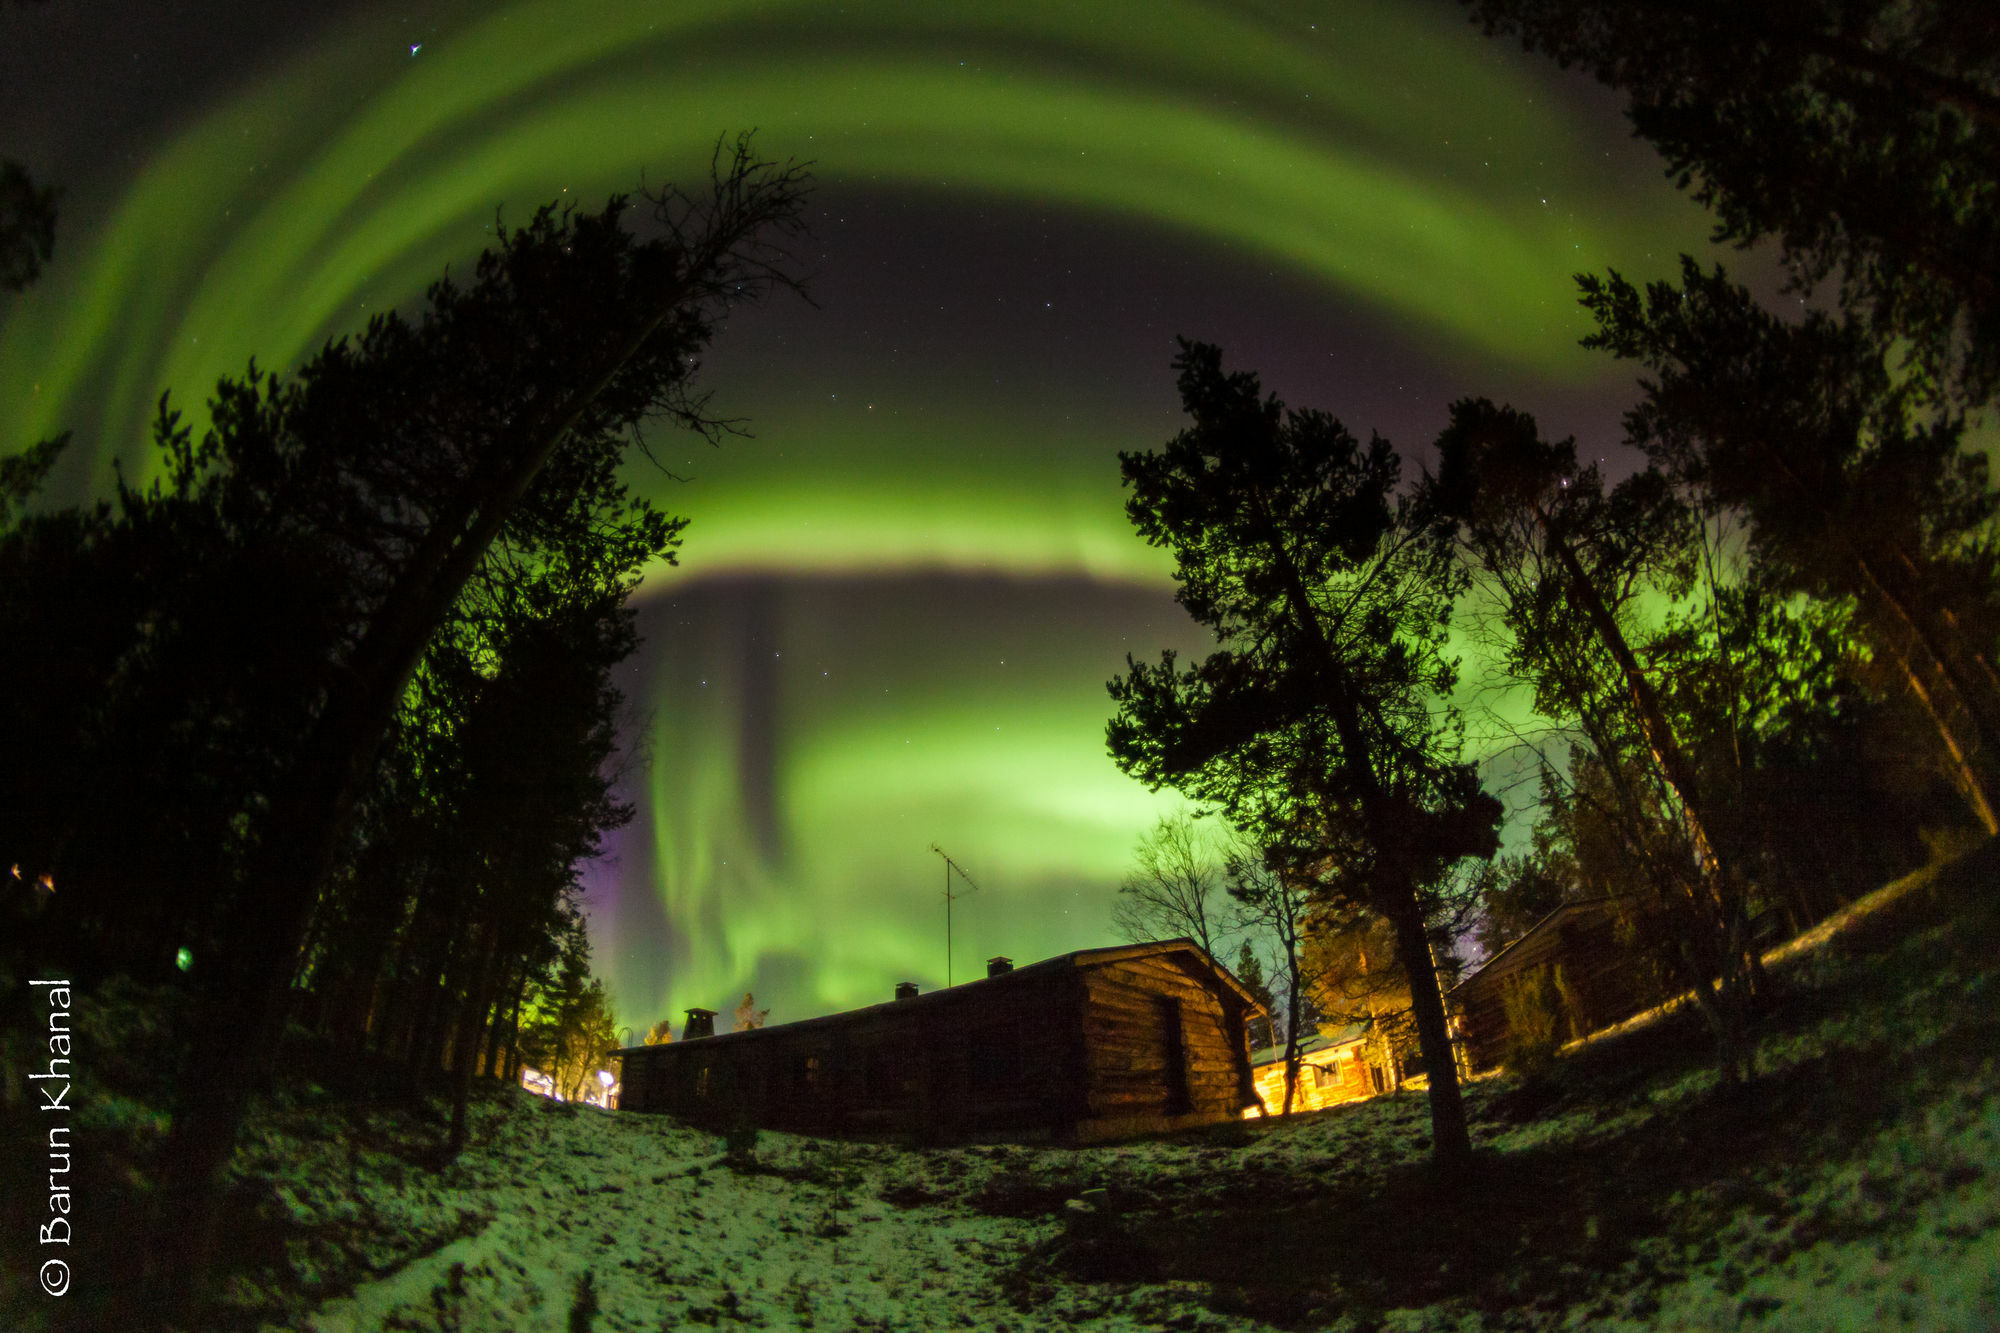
top-left (0, 0), bottom-right (1713, 1028)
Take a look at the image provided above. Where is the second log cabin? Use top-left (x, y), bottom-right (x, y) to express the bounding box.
top-left (614, 939), bottom-right (1264, 1144)
top-left (1451, 896), bottom-right (1678, 1072)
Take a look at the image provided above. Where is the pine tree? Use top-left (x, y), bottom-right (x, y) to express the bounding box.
top-left (1107, 340), bottom-right (1501, 1172)
top-left (1581, 259), bottom-right (2000, 834)
top-left (1234, 941), bottom-right (1277, 1053)
top-left (1462, 0), bottom-right (2000, 403)
top-left (127, 140), bottom-right (808, 1313)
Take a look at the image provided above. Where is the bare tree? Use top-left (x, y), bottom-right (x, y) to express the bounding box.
top-left (1110, 812), bottom-right (1236, 963)
top-left (1227, 847), bottom-right (1322, 1117)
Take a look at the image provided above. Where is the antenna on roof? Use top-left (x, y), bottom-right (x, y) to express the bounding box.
top-left (928, 844), bottom-right (980, 986)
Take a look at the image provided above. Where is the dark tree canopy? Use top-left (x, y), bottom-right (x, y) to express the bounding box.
top-left (1108, 340), bottom-right (1499, 1171)
top-left (1581, 258), bottom-right (2000, 832)
top-left (1463, 0), bottom-right (2000, 403)
top-left (0, 159), bottom-right (57, 293)
top-left (24, 140), bottom-right (812, 1315)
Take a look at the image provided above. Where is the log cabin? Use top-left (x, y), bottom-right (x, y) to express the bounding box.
top-left (1450, 896), bottom-right (1677, 1072)
top-left (613, 939), bottom-right (1264, 1144)
top-left (1245, 1021), bottom-right (1382, 1116)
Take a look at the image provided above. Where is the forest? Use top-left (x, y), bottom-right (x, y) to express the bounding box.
top-left (1, 0), bottom-right (1996, 1327)
top-left (1101, 0), bottom-right (1997, 1183)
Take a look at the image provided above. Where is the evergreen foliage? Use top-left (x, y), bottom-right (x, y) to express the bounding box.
top-left (1107, 339), bottom-right (1501, 1171)
top-left (0, 138), bottom-right (809, 1315)
top-left (1233, 940), bottom-right (1277, 1053)
top-left (0, 158), bottom-right (56, 293)
top-left (519, 919), bottom-right (622, 1103)
top-left (1423, 397), bottom-right (1763, 1080)
top-left (1462, 0), bottom-right (2000, 404)
top-left (1498, 964), bottom-right (1569, 1076)
top-left (1580, 259), bottom-right (2000, 832)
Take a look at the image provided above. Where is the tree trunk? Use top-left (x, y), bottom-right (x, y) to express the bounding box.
top-left (1384, 890), bottom-right (1473, 1175)
top-left (141, 750), bottom-right (358, 1324)
top-left (499, 967), bottom-right (531, 1082)
top-left (1257, 507), bottom-right (1479, 1170)
top-left (448, 921), bottom-right (500, 1157)
top-left (1854, 564), bottom-right (2000, 834)
top-left (1537, 509), bottom-right (1730, 872)
top-left (480, 956), bottom-right (522, 1077)
top-left (1280, 967), bottom-right (1301, 1117)
top-left (1719, 431), bottom-right (2000, 833)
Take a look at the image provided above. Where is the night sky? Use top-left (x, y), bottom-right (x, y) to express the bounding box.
top-left (1, 0), bottom-right (1724, 1033)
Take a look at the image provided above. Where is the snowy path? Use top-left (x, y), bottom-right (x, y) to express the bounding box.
top-left (292, 1105), bottom-right (1080, 1332)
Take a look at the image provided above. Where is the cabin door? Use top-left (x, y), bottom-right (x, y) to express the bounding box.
top-left (1155, 996), bottom-right (1192, 1114)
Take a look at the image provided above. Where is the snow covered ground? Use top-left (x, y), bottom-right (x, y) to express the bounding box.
top-left (239, 1064), bottom-right (1994, 1332)
top-left (6, 847), bottom-right (1996, 1332)
top-left (271, 852), bottom-right (2000, 1331)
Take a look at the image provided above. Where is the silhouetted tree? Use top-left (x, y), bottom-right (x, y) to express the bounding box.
top-left (1107, 341), bottom-right (1501, 1173)
top-left (1424, 398), bottom-right (1764, 1081)
top-left (1427, 399), bottom-right (1720, 868)
top-left (1474, 769), bottom-right (1586, 958)
top-left (1462, 0), bottom-right (2000, 404)
top-left (426, 581), bottom-right (645, 1154)
top-left (1233, 940), bottom-right (1278, 1054)
top-left (1226, 849), bottom-right (1322, 1117)
top-left (1582, 260), bottom-right (2000, 833)
top-left (1110, 812), bottom-right (1235, 963)
top-left (120, 139), bottom-right (808, 1309)
top-left (0, 159), bottom-right (55, 293)
top-left (518, 916), bottom-right (620, 1102)
top-left (1644, 581), bottom-right (1935, 927)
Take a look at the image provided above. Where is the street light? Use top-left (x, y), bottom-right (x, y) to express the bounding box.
top-left (596, 1068), bottom-right (615, 1109)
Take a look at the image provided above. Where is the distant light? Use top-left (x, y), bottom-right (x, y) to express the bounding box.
top-left (597, 1069), bottom-right (615, 1087)
top-left (410, 43), bottom-right (422, 56)
top-left (175, 947), bottom-right (193, 972)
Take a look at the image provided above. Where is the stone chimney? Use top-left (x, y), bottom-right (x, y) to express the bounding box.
top-left (894, 982), bottom-right (919, 1001)
top-left (986, 956), bottom-right (1013, 977)
top-left (682, 1007), bottom-right (716, 1040)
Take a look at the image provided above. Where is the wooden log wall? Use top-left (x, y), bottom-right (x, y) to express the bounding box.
top-left (617, 945), bottom-right (1256, 1144)
top-left (1075, 953), bottom-right (1252, 1138)
top-left (617, 970), bottom-right (1088, 1140)
top-left (1455, 904), bottom-right (1680, 1072)
top-left (1248, 1043), bottom-right (1374, 1115)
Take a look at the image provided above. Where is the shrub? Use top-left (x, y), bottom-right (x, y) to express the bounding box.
top-left (1501, 964), bottom-right (1570, 1076)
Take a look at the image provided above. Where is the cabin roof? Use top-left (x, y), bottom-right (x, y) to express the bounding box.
top-left (1449, 895), bottom-right (1625, 995)
top-left (1247, 1020), bottom-right (1370, 1070)
top-left (614, 937), bottom-right (1265, 1058)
